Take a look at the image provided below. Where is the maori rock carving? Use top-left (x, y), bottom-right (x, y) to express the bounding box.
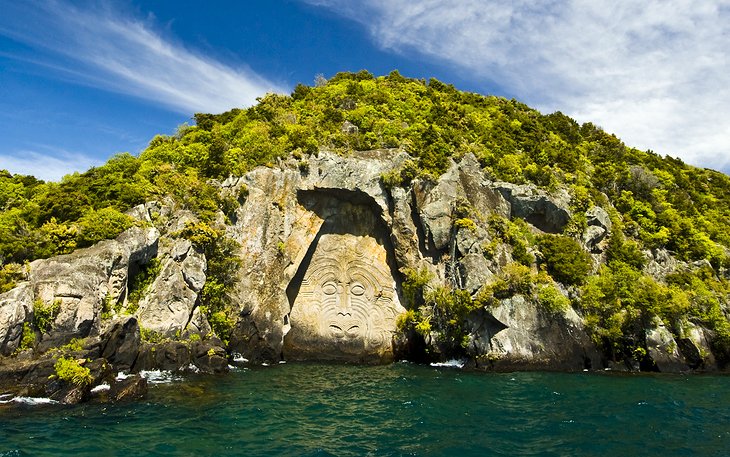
top-left (285, 233), bottom-right (404, 361)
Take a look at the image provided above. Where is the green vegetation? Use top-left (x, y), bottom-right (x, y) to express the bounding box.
top-left (538, 234), bottom-right (592, 285)
top-left (1, 70), bottom-right (729, 365)
top-left (175, 221), bottom-right (241, 345)
top-left (126, 258), bottom-right (162, 314)
top-left (34, 299), bottom-right (61, 334)
top-left (16, 322), bottom-right (35, 352)
top-left (54, 356), bottom-right (93, 387)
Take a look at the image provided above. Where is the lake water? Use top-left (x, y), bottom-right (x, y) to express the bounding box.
top-left (2, 362), bottom-right (729, 456)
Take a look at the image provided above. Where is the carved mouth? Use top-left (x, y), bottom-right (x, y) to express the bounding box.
top-left (329, 324), bottom-right (360, 339)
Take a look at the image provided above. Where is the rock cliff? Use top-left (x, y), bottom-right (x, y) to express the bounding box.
top-left (0, 150), bottom-right (725, 402)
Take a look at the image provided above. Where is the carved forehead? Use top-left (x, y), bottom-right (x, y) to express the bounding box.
top-left (302, 234), bottom-right (392, 286)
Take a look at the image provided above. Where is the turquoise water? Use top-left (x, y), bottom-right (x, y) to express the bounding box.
top-left (2, 363), bottom-right (729, 456)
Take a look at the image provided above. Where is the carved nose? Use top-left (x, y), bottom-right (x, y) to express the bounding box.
top-left (337, 284), bottom-right (351, 315)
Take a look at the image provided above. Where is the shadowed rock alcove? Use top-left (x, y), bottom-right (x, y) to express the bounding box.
top-left (283, 189), bottom-right (405, 363)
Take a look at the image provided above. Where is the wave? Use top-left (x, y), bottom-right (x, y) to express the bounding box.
top-left (430, 359), bottom-right (466, 368)
top-left (139, 370), bottom-right (184, 384)
top-left (0, 395), bottom-right (58, 405)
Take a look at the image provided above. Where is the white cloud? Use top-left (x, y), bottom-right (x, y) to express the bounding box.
top-left (0, 149), bottom-right (103, 182)
top-left (306, 0), bottom-right (730, 172)
top-left (0, 0), bottom-right (285, 114)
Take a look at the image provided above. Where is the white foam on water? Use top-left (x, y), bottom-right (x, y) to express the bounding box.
top-left (430, 359), bottom-right (466, 368)
top-left (115, 372), bottom-right (130, 381)
top-left (0, 396), bottom-right (58, 406)
top-left (139, 370), bottom-right (183, 384)
top-left (278, 360), bottom-right (286, 364)
top-left (90, 384), bottom-right (110, 394)
top-left (231, 353), bottom-right (249, 363)
top-left (186, 364), bottom-right (200, 373)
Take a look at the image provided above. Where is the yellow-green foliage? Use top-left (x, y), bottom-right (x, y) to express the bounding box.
top-left (0, 263), bottom-right (25, 293)
top-left (17, 322), bottom-right (35, 352)
top-left (536, 284), bottom-right (571, 314)
top-left (140, 326), bottom-right (165, 343)
top-left (453, 218), bottom-right (477, 232)
top-left (401, 267), bottom-right (433, 308)
top-left (2, 70), bottom-right (730, 362)
top-left (207, 310), bottom-right (235, 345)
top-left (488, 215), bottom-right (534, 266)
top-left (54, 356), bottom-right (93, 387)
top-left (34, 299), bottom-right (61, 334)
top-left (75, 207), bottom-right (133, 248)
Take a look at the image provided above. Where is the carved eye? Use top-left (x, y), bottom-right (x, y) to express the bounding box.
top-left (350, 283), bottom-right (365, 296)
top-left (322, 282), bottom-right (337, 295)
top-left (346, 325), bottom-right (360, 336)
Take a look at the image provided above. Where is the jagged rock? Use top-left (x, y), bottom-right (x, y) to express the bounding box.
top-left (136, 238), bottom-right (207, 337)
top-left (413, 155), bottom-right (508, 253)
top-left (644, 248), bottom-right (685, 280)
top-left (191, 341), bottom-right (229, 374)
top-left (100, 317), bottom-right (141, 372)
top-left (469, 296), bottom-right (600, 371)
top-left (495, 182), bottom-right (571, 233)
top-left (0, 227), bottom-right (160, 350)
top-left (677, 321), bottom-right (717, 370)
top-left (341, 120), bottom-right (359, 134)
top-left (586, 206), bottom-right (611, 231)
top-left (582, 206), bottom-right (612, 252)
top-left (132, 341), bottom-right (191, 372)
top-left (0, 282), bottom-right (33, 356)
top-left (458, 254), bottom-right (496, 293)
top-left (109, 375), bottom-right (147, 401)
top-left (645, 317), bottom-right (689, 372)
top-left (228, 149), bottom-right (411, 363)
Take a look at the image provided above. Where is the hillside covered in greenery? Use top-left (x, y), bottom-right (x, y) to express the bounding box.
top-left (2, 70), bottom-right (729, 366)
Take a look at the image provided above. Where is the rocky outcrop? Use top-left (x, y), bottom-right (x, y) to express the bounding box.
top-left (136, 238), bottom-right (208, 337)
top-left (0, 283), bottom-right (33, 356)
top-left (1, 148), bottom-right (723, 403)
top-left (468, 296), bottom-right (600, 371)
top-left (583, 206), bottom-right (611, 252)
top-left (494, 182), bottom-right (571, 233)
top-left (0, 226), bottom-right (159, 354)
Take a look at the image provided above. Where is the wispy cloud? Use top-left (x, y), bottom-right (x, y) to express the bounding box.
top-left (0, 0), bottom-right (285, 114)
top-left (306, 0), bottom-right (730, 172)
top-left (0, 148), bottom-right (103, 182)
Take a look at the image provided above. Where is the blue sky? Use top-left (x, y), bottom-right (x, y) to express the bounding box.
top-left (1, 0), bottom-right (729, 181)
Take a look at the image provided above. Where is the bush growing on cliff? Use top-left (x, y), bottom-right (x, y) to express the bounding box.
top-left (126, 258), bottom-right (162, 314)
top-left (538, 234), bottom-right (592, 285)
top-left (34, 299), bottom-right (61, 334)
top-left (54, 356), bottom-right (93, 387)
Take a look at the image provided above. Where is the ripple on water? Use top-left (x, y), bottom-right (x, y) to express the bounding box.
top-left (1, 365), bottom-right (730, 456)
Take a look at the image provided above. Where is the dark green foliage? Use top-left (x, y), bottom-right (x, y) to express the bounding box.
top-left (538, 235), bottom-right (592, 285)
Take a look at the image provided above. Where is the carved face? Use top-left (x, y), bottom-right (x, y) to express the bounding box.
top-left (287, 233), bottom-right (403, 358)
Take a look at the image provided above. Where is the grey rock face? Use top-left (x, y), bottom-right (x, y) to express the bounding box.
top-left (17, 226), bottom-right (159, 348)
top-left (0, 283), bottom-right (34, 355)
top-left (468, 296), bottom-right (600, 371)
top-left (136, 238), bottom-right (207, 337)
top-left (645, 317), bottom-right (689, 372)
top-left (495, 182), bottom-right (572, 233)
top-left (583, 206), bottom-right (612, 252)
